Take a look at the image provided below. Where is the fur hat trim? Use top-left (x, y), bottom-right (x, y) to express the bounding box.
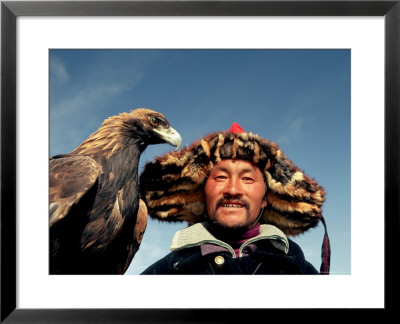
top-left (139, 124), bottom-right (326, 236)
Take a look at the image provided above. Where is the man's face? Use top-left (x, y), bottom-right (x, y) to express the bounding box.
top-left (204, 159), bottom-right (267, 231)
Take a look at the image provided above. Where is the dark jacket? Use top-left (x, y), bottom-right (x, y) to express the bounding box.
top-left (141, 223), bottom-right (319, 275)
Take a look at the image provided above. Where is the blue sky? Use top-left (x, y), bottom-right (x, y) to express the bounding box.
top-left (50, 49), bottom-right (350, 275)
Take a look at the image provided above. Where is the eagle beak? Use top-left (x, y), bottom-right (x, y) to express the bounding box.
top-left (155, 126), bottom-right (182, 151)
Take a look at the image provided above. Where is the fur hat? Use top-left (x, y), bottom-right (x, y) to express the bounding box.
top-left (139, 123), bottom-right (326, 236)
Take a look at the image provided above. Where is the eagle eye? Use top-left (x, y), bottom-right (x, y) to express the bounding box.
top-left (150, 116), bottom-right (165, 128)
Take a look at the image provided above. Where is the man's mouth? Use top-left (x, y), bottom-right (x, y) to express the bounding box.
top-left (221, 202), bottom-right (245, 208)
top-left (217, 199), bottom-right (249, 209)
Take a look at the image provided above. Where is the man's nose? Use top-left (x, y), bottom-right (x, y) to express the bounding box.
top-left (223, 177), bottom-right (243, 196)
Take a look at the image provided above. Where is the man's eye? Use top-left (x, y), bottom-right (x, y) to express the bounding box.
top-left (215, 175), bottom-right (227, 181)
top-left (242, 177), bottom-right (255, 183)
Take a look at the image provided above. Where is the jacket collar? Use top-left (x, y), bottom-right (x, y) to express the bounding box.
top-left (170, 222), bottom-right (289, 256)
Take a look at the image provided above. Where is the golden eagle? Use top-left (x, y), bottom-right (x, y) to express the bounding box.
top-left (49, 108), bottom-right (182, 274)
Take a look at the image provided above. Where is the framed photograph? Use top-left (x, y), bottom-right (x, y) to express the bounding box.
top-left (1, 0), bottom-right (398, 322)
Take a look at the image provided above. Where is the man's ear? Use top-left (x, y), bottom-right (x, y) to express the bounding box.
top-left (261, 200), bottom-right (268, 208)
top-left (262, 183), bottom-right (268, 208)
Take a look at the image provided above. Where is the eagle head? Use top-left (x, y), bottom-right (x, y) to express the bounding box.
top-left (71, 108), bottom-right (182, 157)
top-left (128, 108), bottom-right (182, 150)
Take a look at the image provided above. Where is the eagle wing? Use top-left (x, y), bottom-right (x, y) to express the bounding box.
top-left (49, 155), bottom-right (101, 227)
top-left (120, 198), bottom-right (148, 273)
top-left (135, 198), bottom-right (148, 246)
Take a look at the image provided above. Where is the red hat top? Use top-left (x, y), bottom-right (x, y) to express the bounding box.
top-left (229, 122), bottom-right (246, 134)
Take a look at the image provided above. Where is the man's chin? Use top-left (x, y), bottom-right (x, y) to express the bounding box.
top-left (209, 209), bottom-right (256, 232)
top-left (210, 219), bottom-right (251, 233)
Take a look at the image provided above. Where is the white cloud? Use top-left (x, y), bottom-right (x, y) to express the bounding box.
top-left (50, 68), bottom-right (144, 155)
top-left (277, 115), bottom-right (309, 145)
top-left (52, 73), bottom-right (142, 118)
top-left (50, 56), bottom-right (69, 83)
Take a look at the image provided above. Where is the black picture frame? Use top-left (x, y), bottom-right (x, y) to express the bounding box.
top-left (1, 0), bottom-right (398, 322)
